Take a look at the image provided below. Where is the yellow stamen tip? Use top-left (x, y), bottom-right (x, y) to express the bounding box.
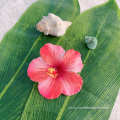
top-left (47, 68), bottom-right (59, 78)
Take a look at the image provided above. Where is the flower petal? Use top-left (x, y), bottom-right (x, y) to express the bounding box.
top-left (38, 76), bottom-right (62, 99)
top-left (61, 71), bottom-right (83, 95)
top-left (27, 57), bottom-right (49, 82)
top-left (61, 49), bottom-right (83, 73)
top-left (40, 43), bottom-right (65, 66)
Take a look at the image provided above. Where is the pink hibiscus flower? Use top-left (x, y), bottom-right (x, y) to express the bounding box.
top-left (27, 43), bottom-right (83, 99)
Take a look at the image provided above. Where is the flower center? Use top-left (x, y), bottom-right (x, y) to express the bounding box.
top-left (47, 68), bottom-right (59, 78)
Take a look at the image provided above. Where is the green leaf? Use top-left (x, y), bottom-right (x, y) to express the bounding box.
top-left (0, 0), bottom-right (120, 120)
top-left (0, 0), bottom-right (80, 119)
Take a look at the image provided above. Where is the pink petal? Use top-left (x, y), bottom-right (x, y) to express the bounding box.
top-left (61, 71), bottom-right (83, 95)
top-left (40, 43), bottom-right (65, 66)
top-left (61, 49), bottom-right (83, 73)
top-left (27, 57), bottom-right (49, 82)
top-left (38, 76), bottom-right (62, 99)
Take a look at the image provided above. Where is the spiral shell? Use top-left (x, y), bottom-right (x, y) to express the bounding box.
top-left (85, 36), bottom-right (97, 49)
top-left (36, 13), bottom-right (72, 37)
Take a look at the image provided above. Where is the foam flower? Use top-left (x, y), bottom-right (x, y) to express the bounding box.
top-left (27, 43), bottom-right (83, 99)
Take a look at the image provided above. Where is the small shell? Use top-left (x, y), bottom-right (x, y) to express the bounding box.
top-left (36, 13), bottom-right (72, 37)
top-left (85, 36), bottom-right (97, 49)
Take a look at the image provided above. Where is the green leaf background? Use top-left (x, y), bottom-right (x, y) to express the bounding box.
top-left (0, 0), bottom-right (120, 119)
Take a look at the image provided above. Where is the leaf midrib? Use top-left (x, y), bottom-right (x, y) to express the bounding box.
top-left (56, 13), bottom-right (109, 120)
top-left (0, 36), bottom-right (42, 99)
top-left (0, 0), bottom-right (67, 99)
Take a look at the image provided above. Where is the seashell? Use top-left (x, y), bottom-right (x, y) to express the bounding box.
top-left (36, 13), bottom-right (72, 37)
top-left (85, 36), bottom-right (97, 49)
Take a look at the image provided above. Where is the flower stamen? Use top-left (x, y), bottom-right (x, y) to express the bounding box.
top-left (47, 68), bottom-right (59, 78)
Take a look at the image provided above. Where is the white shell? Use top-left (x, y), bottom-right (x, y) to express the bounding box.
top-left (36, 13), bottom-right (72, 37)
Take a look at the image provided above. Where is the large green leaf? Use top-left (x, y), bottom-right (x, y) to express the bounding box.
top-left (0, 0), bottom-right (120, 120)
top-left (0, 0), bottom-right (80, 119)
